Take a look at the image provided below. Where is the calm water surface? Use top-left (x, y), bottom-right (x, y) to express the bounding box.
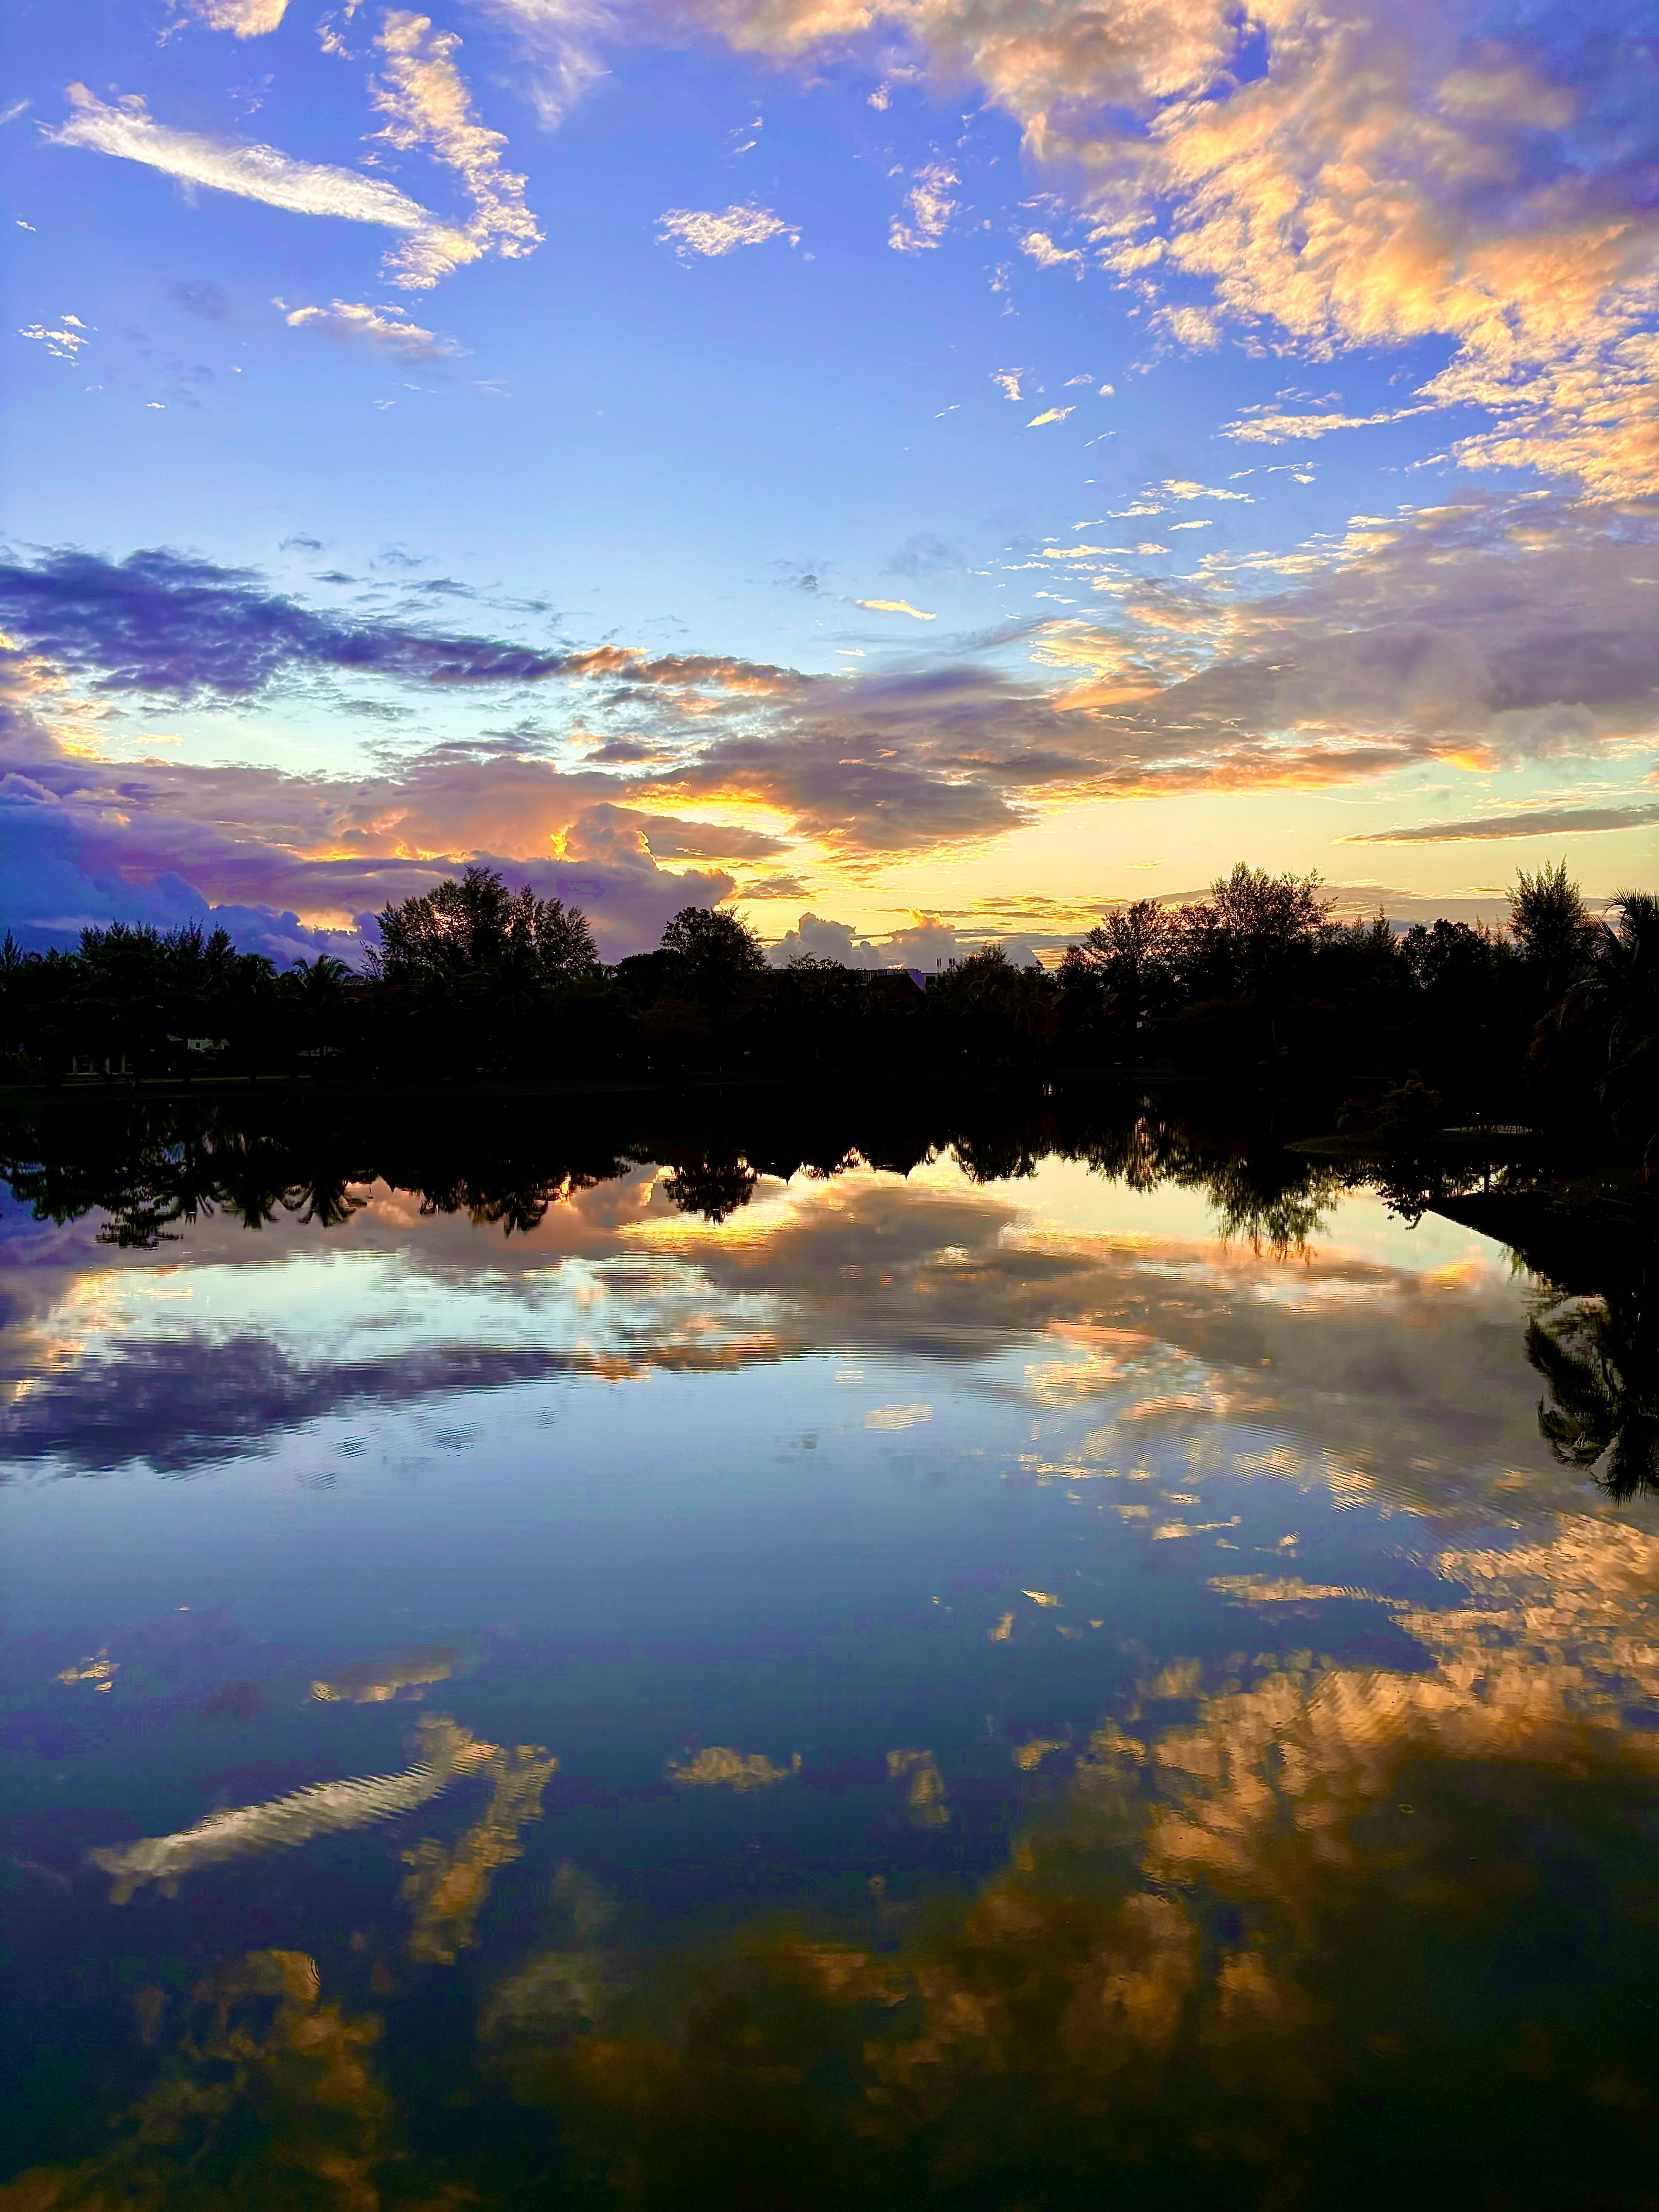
top-left (3, 1106), bottom-right (1657, 2209)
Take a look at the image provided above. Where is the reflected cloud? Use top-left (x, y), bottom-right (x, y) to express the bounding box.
top-left (469, 1507), bottom-right (1659, 2205)
top-left (311, 1645), bottom-right (456, 1702)
top-left (0, 1096), bottom-right (1596, 1527)
top-left (88, 1714), bottom-right (496, 1901)
top-left (55, 1649), bottom-right (118, 1691)
top-left (1, 1949), bottom-right (393, 2211)
top-left (403, 1742), bottom-right (558, 1964)
top-left (668, 1746), bottom-right (800, 1789)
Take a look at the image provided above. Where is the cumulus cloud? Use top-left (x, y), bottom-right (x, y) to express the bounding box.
top-left (656, 204), bottom-right (798, 256)
top-left (765, 910), bottom-right (1039, 969)
top-left (1347, 802), bottom-right (1659, 843)
top-left (1156, 304), bottom-right (1219, 350)
top-left (1020, 230), bottom-right (1083, 270)
top-left (889, 162), bottom-right (957, 252)
top-left (0, 668), bottom-right (740, 959)
top-left (46, 86), bottom-right (476, 288)
top-left (370, 12), bottom-right (543, 285)
top-left (276, 297), bottom-right (464, 360)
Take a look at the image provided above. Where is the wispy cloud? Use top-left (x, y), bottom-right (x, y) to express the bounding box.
top-left (1161, 479), bottom-right (1251, 503)
top-left (889, 163), bottom-right (957, 253)
top-left (466, 0), bottom-right (613, 127)
top-left (1027, 406), bottom-right (1072, 428)
top-left (173, 0), bottom-right (289, 34)
top-left (276, 296), bottom-right (464, 360)
top-left (371, 12), bottom-right (543, 285)
top-left (855, 598), bottom-right (936, 620)
top-left (1346, 802), bottom-right (1659, 843)
top-left (656, 204), bottom-right (799, 256)
top-left (45, 86), bottom-right (473, 287)
top-left (1223, 405), bottom-right (1436, 446)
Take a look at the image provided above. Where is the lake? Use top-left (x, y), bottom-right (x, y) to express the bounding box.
top-left (3, 1089), bottom-right (1657, 2210)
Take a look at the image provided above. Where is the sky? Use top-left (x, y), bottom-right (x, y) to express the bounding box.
top-left (1, 0), bottom-right (1656, 962)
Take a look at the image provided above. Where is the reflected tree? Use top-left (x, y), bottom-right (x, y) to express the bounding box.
top-left (662, 1155), bottom-right (758, 1223)
top-left (1527, 1289), bottom-right (1659, 1500)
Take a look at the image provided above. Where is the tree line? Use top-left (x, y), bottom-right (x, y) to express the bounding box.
top-left (0, 859), bottom-right (1652, 1163)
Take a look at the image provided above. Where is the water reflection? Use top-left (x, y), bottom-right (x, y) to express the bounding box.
top-left (1528, 1288), bottom-right (1659, 1500)
top-left (0, 1092), bottom-right (1612, 1512)
top-left (88, 1717), bottom-right (497, 1903)
top-left (3, 1091), bottom-right (1658, 2205)
top-left (403, 1743), bottom-right (558, 1965)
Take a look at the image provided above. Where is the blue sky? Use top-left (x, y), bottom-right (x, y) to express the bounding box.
top-left (2, 0), bottom-right (1655, 960)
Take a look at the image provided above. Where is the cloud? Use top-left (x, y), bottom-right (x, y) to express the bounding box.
top-left (1156, 304), bottom-right (1219, 349)
top-left (656, 204), bottom-right (798, 256)
top-left (174, 0), bottom-right (289, 33)
top-left (1160, 479), bottom-right (1251, 503)
top-left (370, 12), bottom-right (543, 285)
top-left (889, 163), bottom-right (957, 252)
top-left (0, 726), bottom-right (740, 962)
top-left (1223, 405), bottom-right (1436, 446)
top-left (673, 0), bottom-right (1659, 496)
top-left (991, 369), bottom-right (1024, 401)
top-left (1020, 231), bottom-right (1083, 270)
top-left (4, 496), bottom-right (1653, 894)
top-left (277, 297), bottom-right (464, 361)
top-left (1346, 802), bottom-right (1659, 843)
top-left (46, 87), bottom-right (476, 289)
top-left (765, 910), bottom-right (1037, 968)
top-left (18, 318), bottom-right (92, 361)
top-left (1027, 406), bottom-right (1072, 428)
top-left (855, 598), bottom-right (935, 619)
top-left (0, 546), bottom-right (578, 697)
top-left (464, 0), bottom-right (614, 127)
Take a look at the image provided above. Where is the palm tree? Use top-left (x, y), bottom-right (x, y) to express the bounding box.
top-left (1575, 893), bottom-right (1658, 1163)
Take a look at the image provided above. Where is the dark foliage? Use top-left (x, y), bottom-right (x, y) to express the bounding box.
top-left (0, 864), bottom-right (1652, 1164)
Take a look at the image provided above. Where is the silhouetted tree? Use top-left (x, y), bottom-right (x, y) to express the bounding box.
top-left (660, 906), bottom-right (766, 998)
top-left (1061, 900), bottom-right (1177, 1032)
top-left (369, 866), bottom-right (597, 988)
top-left (1509, 859), bottom-right (1597, 999)
top-left (1547, 891), bottom-right (1659, 1167)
